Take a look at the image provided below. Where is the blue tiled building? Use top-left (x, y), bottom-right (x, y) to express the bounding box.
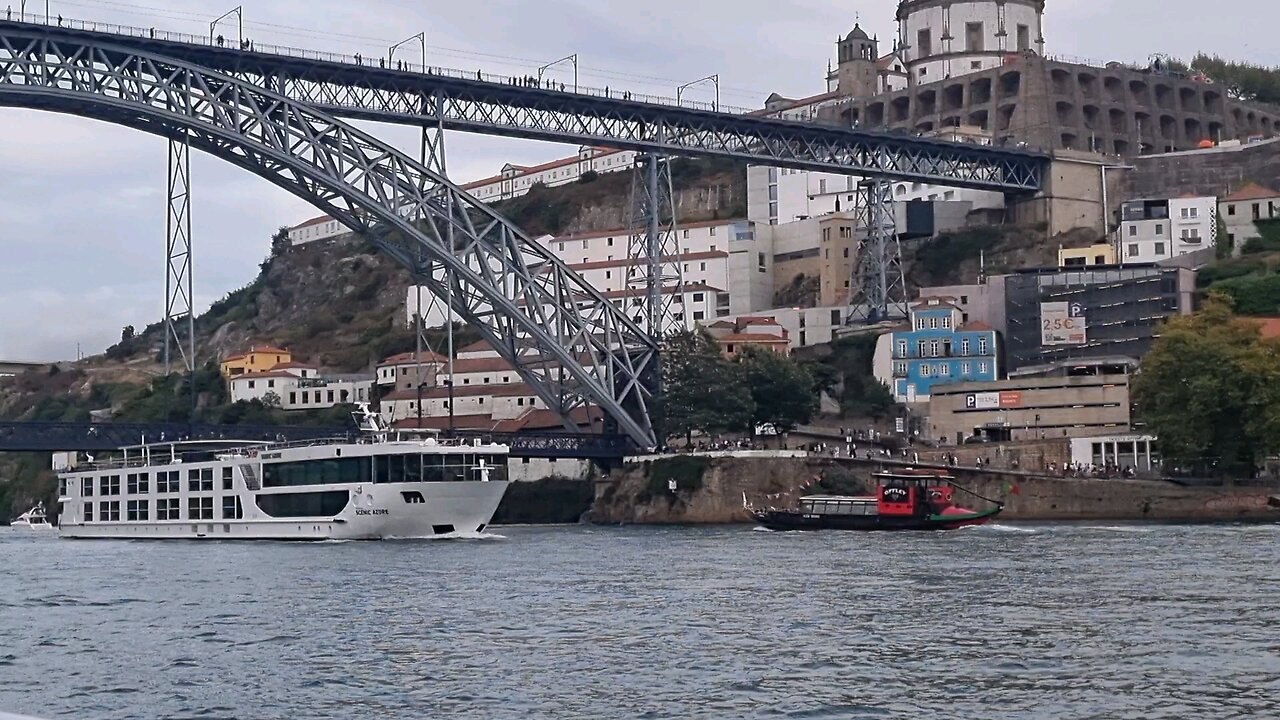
top-left (875, 297), bottom-right (1001, 402)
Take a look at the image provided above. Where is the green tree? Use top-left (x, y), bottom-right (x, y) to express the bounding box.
top-left (1134, 295), bottom-right (1280, 475)
top-left (658, 329), bottom-right (753, 444)
top-left (270, 226), bottom-right (291, 256)
top-left (1216, 215), bottom-right (1232, 260)
top-left (735, 347), bottom-right (819, 434)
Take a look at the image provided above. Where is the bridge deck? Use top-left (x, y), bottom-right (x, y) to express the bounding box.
top-left (0, 15), bottom-right (1048, 191)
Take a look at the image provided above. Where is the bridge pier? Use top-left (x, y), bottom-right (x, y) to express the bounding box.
top-left (163, 135), bottom-right (195, 374)
top-left (849, 177), bottom-right (908, 323)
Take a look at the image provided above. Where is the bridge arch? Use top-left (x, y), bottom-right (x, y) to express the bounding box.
top-left (0, 30), bottom-right (656, 447)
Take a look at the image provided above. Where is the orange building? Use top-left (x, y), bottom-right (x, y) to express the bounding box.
top-left (219, 345), bottom-right (293, 378)
top-left (704, 317), bottom-right (791, 359)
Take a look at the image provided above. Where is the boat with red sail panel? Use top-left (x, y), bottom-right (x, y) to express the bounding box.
top-left (751, 468), bottom-right (1003, 531)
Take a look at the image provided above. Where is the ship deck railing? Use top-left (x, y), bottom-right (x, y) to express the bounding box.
top-left (61, 432), bottom-right (511, 473)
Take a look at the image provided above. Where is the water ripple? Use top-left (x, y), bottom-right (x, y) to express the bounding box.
top-left (1, 523), bottom-right (1278, 718)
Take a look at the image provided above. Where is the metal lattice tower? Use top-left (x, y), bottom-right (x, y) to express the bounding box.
top-left (849, 178), bottom-right (909, 324)
top-left (163, 136), bottom-right (194, 373)
top-left (626, 153), bottom-right (683, 341)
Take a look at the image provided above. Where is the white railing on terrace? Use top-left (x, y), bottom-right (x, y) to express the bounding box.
top-left (4, 12), bottom-right (754, 115)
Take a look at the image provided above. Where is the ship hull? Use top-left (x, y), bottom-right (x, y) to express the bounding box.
top-left (754, 506), bottom-right (1001, 532)
top-left (58, 480), bottom-right (509, 541)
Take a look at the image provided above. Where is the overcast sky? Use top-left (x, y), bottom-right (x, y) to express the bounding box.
top-left (0, 0), bottom-right (1274, 361)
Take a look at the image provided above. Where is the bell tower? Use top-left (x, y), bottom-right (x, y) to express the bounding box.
top-left (834, 24), bottom-right (879, 98)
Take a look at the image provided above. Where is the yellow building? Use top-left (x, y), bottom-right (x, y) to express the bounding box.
top-left (1058, 243), bottom-right (1116, 268)
top-left (220, 346), bottom-right (293, 378)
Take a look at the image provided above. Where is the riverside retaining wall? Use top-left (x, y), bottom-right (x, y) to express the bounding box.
top-left (585, 453), bottom-right (1280, 525)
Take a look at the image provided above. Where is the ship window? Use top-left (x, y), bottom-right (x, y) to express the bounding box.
top-left (83, 502), bottom-right (93, 521)
top-left (102, 475), bottom-right (121, 496)
top-left (222, 467), bottom-right (234, 490)
top-left (189, 496), bottom-right (214, 521)
top-left (157, 498), bottom-right (180, 520)
top-left (82, 478), bottom-right (94, 496)
top-left (157, 471), bottom-right (180, 494)
top-left (221, 496), bottom-right (243, 520)
top-left (99, 501), bottom-right (120, 521)
top-left (401, 491), bottom-right (426, 504)
top-left (127, 473), bottom-right (149, 495)
top-left (255, 491), bottom-right (349, 518)
top-left (262, 458), bottom-right (373, 488)
top-left (127, 499), bottom-right (150, 521)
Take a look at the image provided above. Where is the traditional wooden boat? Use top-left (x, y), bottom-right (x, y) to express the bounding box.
top-left (751, 468), bottom-right (1003, 531)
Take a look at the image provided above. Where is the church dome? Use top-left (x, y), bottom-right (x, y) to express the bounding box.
top-left (845, 23), bottom-right (871, 41)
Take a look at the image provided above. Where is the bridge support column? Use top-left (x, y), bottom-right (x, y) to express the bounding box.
top-left (626, 153), bottom-right (682, 339)
top-left (849, 178), bottom-right (908, 324)
top-left (164, 135), bottom-right (195, 373)
top-left (626, 152), bottom-right (681, 444)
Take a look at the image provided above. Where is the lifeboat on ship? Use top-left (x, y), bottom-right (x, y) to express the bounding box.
top-left (751, 468), bottom-right (1003, 532)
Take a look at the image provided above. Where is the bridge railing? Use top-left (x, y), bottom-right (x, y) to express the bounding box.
top-left (4, 13), bottom-right (753, 114)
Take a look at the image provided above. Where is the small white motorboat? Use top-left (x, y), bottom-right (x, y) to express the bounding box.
top-left (10, 502), bottom-right (56, 531)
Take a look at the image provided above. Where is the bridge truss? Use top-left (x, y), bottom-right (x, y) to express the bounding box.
top-left (0, 29), bottom-right (660, 448)
top-left (0, 18), bottom-right (1049, 193)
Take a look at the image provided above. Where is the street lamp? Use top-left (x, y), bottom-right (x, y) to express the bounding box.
top-left (388, 32), bottom-right (426, 70)
top-left (537, 54), bottom-right (578, 92)
top-left (209, 6), bottom-right (242, 47)
top-left (677, 74), bottom-right (720, 111)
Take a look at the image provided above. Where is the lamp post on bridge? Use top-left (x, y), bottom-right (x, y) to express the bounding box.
top-left (388, 31), bottom-right (426, 70)
top-left (677, 74), bottom-right (720, 111)
top-left (537, 54), bottom-right (578, 92)
top-left (209, 6), bottom-right (242, 47)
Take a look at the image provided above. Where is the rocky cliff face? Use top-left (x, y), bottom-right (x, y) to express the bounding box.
top-left (587, 455), bottom-right (1280, 524)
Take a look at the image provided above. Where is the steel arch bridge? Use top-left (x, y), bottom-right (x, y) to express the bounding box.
top-left (0, 18), bottom-right (1049, 192)
top-left (0, 29), bottom-right (661, 448)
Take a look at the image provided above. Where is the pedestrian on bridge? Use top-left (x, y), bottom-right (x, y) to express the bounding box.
top-left (217, 34), bottom-right (224, 47)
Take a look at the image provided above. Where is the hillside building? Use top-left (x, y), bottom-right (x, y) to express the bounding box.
top-left (1118, 195), bottom-right (1217, 264)
top-left (1219, 183), bottom-right (1280, 248)
top-left (1001, 265), bottom-right (1195, 372)
top-left (228, 362), bottom-right (373, 411)
top-left (219, 346), bottom-right (293, 378)
top-left (873, 297), bottom-right (1001, 403)
top-left (703, 317), bottom-right (791, 359)
top-left (927, 357), bottom-right (1133, 444)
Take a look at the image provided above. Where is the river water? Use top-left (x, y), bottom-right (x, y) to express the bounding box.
top-left (1, 523), bottom-right (1277, 719)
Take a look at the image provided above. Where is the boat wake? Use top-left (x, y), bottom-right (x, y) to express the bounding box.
top-left (968, 523), bottom-right (1038, 534)
top-left (383, 530), bottom-right (508, 542)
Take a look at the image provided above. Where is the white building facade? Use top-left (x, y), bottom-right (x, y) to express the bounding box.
top-left (1119, 196), bottom-right (1217, 264)
top-left (406, 218), bottom-right (775, 332)
top-left (462, 147), bottom-right (638, 203)
top-left (897, 0), bottom-right (1046, 85)
top-left (229, 364), bottom-right (374, 411)
top-left (289, 215), bottom-right (351, 246)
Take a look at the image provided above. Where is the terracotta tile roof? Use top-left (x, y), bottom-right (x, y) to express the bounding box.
top-left (493, 406), bottom-right (596, 432)
top-left (961, 321), bottom-right (994, 331)
top-left (1246, 317), bottom-right (1280, 339)
top-left (568, 250), bottom-right (728, 272)
top-left (456, 340), bottom-right (494, 355)
top-left (378, 351), bottom-right (448, 367)
top-left (381, 383), bottom-right (536, 402)
top-left (461, 148), bottom-right (624, 191)
top-left (600, 282), bottom-right (723, 300)
top-left (1222, 183), bottom-right (1280, 202)
top-left (291, 215), bottom-right (333, 231)
top-left (390, 415), bottom-right (500, 431)
top-left (550, 218), bottom-right (745, 244)
top-left (716, 333), bottom-right (791, 343)
top-left (230, 371), bottom-right (300, 382)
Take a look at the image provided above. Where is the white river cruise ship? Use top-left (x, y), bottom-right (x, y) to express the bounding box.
top-left (54, 409), bottom-right (510, 540)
